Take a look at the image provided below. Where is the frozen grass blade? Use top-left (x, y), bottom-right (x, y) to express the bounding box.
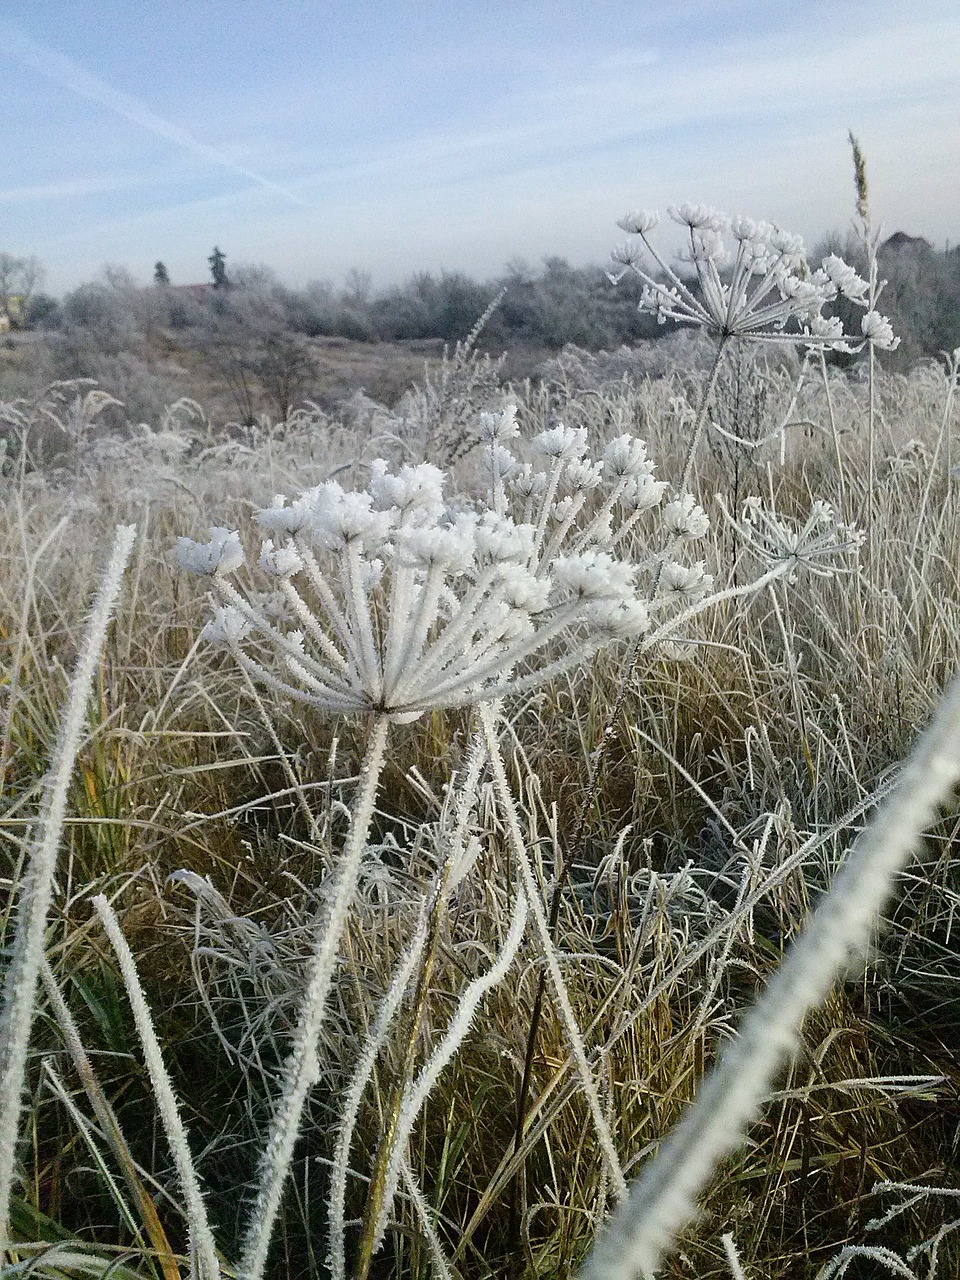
top-left (0, 522), bottom-right (136, 1261)
top-left (93, 894), bottom-right (221, 1280)
top-left (370, 885), bottom-right (530, 1259)
top-left (580, 676), bottom-right (960, 1280)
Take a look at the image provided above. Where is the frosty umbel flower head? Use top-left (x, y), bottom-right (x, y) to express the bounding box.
top-left (610, 204), bottom-right (894, 350)
top-left (725, 496), bottom-right (865, 582)
top-left (179, 422), bottom-right (700, 722)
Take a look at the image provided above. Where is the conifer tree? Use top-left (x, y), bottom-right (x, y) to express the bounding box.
top-left (208, 246), bottom-right (229, 290)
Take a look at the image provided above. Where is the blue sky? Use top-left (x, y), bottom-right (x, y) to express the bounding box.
top-left (1, 0), bottom-right (958, 295)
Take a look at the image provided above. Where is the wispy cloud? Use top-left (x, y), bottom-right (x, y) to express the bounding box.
top-left (0, 22), bottom-right (308, 207)
top-left (0, 174), bottom-right (159, 203)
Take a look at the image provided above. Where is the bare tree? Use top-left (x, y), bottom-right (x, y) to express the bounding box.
top-left (0, 253), bottom-right (44, 329)
top-left (190, 273), bottom-right (319, 424)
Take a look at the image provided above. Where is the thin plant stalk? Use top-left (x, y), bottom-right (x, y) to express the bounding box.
top-left (369, 885), bottom-right (530, 1260)
top-left (507, 490), bottom-right (783, 1248)
top-left (579, 675), bottom-right (960, 1280)
top-left (508, 338), bottom-right (732, 1218)
top-left (678, 337), bottom-right (730, 495)
top-left (0, 522), bottom-right (136, 1260)
top-left (351, 735), bottom-right (486, 1280)
top-left (328, 908), bottom-right (429, 1280)
top-left (818, 347), bottom-right (848, 518)
top-left (478, 701), bottom-right (627, 1202)
top-left (400, 1158), bottom-right (457, 1280)
top-left (93, 895), bottom-right (221, 1280)
top-left (239, 713), bottom-right (390, 1280)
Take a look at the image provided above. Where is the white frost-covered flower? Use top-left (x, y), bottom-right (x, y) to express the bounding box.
top-left (616, 209), bottom-right (659, 235)
top-left (183, 433), bottom-right (672, 721)
top-left (201, 604), bottom-right (253, 646)
top-left (663, 493), bottom-right (710, 540)
top-left (177, 527), bottom-right (245, 577)
top-left (660, 561), bottom-right (714, 600)
top-left (532, 424), bottom-right (588, 460)
top-left (603, 435), bottom-right (653, 479)
top-left (668, 204), bottom-right (727, 233)
top-left (609, 203), bottom-right (888, 351)
top-left (259, 540), bottom-right (304, 579)
top-left (860, 310), bottom-right (900, 351)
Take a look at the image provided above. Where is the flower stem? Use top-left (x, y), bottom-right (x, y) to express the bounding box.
top-left (239, 713), bottom-right (390, 1280)
top-left (678, 336), bottom-right (730, 495)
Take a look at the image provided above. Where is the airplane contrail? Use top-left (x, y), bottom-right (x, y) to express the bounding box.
top-left (0, 23), bottom-right (308, 206)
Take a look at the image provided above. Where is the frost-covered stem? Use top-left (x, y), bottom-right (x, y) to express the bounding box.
top-left (423, 599), bottom-right (585, 705)
top-left (818, 347), bottom-right (848, 518)
top-left (400, 1158), bottom-right (456, 1280)
top-left (293, 537), bottom-right (362, 665)
top-left (280, 580), bottom-right (352, 676)
top-left (381, 560), bottom-right (417, 694)
top-left (867, 339), bottom-right (877, 570)
top-left (478, 702), bottom-right (627, 1201)
top-left (94, 896), bottom-right (221, 1280)
top-left (388, 560), bottom-right (446, 691)
top-left (579, 675), bottom-right (960, 1280)
top-left (240, 714), bottom-right (390, 1280)
top-left (542, 491), bottom-right (588, 564)
top-left (643, 561), bottom-right (792, 649)
top-left (214, 578), bottom-right (355, 696)
top-left (392, 566), bottom-right (499, 697)
top-left (0, 523), bottom-right (136, 1260)
top-left (571, 476), bottom-right (630, 555)
top-left (353, 733), bottom-right (487, 1279)
top-left (328, 909), bottom-right (429, 1280)
top-left (679, 337), bottom-right (729, 495)
top-left (370, 885), bottom-right (530, 1258)
top-left (722, 1234), bottom-right (749, 1280)
top-left (532, 456), bottom-right (566, 555)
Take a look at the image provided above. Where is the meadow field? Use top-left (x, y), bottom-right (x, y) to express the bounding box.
top-left (3, 208), bottom-right (960, 1280)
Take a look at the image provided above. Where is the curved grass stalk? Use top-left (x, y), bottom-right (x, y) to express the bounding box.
top-left (39, 959), bottom-right (182, 1280)
top-left (93, 895), bottom-right (221, 1280)
top-left (351, 733), bottom-right (488, 1279)
top-left (369, 885), bottom-right (530, 1260)
top-left (328, 907), bottom-right (429, 1280)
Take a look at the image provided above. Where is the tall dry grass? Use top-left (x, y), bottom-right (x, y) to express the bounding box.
top-left (1, 334), bottom-right (959, 1278)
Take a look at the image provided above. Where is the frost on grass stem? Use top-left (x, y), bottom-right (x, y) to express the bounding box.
top-left (579, 675), bottom-right (960, 1280)
top-left (0, 523), bottom-right (136, 1261)
top-left (93, 895), bottom-right (221, 1280)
